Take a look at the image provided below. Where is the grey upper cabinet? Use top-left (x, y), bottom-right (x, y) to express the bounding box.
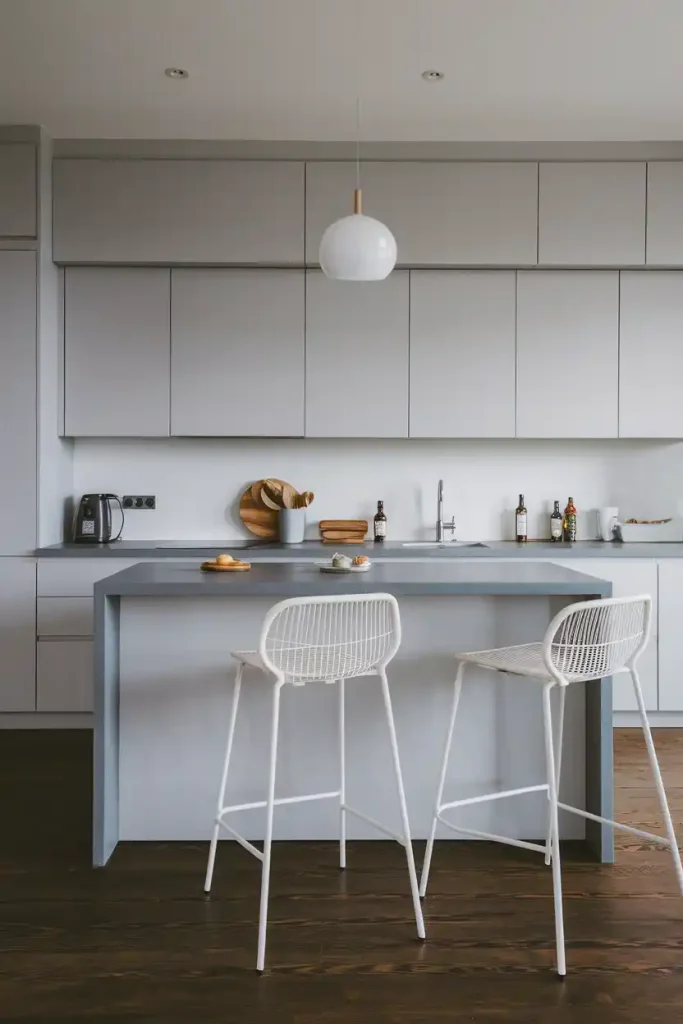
top-left (0, 558), bottom-right (36, 712)
top-left (538, 162), bottom-right (645, 265)
top-left (64, 268), bottom-right (170, 436)
top-left (305, 271), bottom-right (408, 437)
top-left (646, 162), bottom-right (683, 264)
top-left (0, 144), bottom-right (36, 237)
top-left (171, 269), bottom-right (304, 436)
top-left (619, 272), bottom-right (683, 437)
top-left (0, 250), bottom-right (36, 553)
top-left (53, 159), bottom-right (304, 264)
top-left (409, 271), bottom-right (516, 438)
top-left (306, 162), bottom-right (538, 266)
top-left (516, 272), bottom-right (619, 438)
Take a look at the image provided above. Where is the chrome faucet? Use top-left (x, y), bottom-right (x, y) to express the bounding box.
top-left (436, 479), bottom-right (456, 543)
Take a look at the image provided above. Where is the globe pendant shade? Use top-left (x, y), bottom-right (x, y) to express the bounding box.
top-left (318, 190), bottom-right (397, 281)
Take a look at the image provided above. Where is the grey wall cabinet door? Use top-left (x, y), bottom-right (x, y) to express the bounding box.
top-left (64, 268), bottom-right (170, 436)
top-left (409, 271), bottom-right (516, 438)
top-left (0, 250), bottom-right (36, 553)
top-left (53, 159), bottom-right (304, 264)
top-left (646, 162), bottom-right (683, 264)
top-left (171, 269), bottom-right (304, 436)
top-left (305, 271), bottom-right (408, 437)
top-left (306, 162), bottom-right (538, 266)
top-left (0, 144), bottom-right (36, 237)
top-left (0, 558), bottom-right (36, 712)
top-left (619, 272), bottom-right (683, 437)
top-left (516, 272), bottom-right (619, 438)
top-left (538, 162), bottom-right (645, 266)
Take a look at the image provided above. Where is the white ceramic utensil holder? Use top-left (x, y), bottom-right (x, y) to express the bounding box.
top-left (279, 508), bottom-right (306, 544)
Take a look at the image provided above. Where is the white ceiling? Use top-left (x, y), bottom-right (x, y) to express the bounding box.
top-left (1, 0), bottom-right (683, 141)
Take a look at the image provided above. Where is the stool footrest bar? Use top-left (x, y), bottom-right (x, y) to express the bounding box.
top-left (557, 802), bottom-right (673, 846)
top-left (217, 822), bottom-right (264, 862)
top-left (342, 804), bottom-right (406, 845)
top-left (436, 814), bottom-right (546, 854)
top-left (219, 790), bottom-right (341, 816)
top-left (439, 784), bottom-right (548, 813)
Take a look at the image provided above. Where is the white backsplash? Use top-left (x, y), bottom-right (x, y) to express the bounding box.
top-left (71, 437), bottom-right (678, 542)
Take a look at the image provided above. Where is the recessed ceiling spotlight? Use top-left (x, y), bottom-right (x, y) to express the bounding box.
top-left (421, 70), bottom-right (445, 82)
top-left (165, 67), bottom-right (189, 79)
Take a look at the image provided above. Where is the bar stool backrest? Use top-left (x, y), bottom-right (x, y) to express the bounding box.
top-left (543, 594), bottom-right (652, 684)
top-left (258, 593), bottom-right (402, 683)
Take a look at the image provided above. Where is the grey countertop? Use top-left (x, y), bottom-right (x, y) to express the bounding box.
top-left (95, 560), bottom-right (611, 599)
top-left (39, 538), bottom-right (683, 559)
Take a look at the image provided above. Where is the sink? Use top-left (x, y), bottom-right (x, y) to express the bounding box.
top-left (402, 541), bottom-right (489, 548)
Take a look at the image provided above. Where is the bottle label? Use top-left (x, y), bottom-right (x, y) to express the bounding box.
top-left (516, 513), bottom-right (527, 535)
top-left (374, 521), bottom-right (386, 537)
top-left (551, 519), bottom-right (562, 539)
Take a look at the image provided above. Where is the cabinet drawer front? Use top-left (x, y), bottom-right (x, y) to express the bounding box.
top-left (306, 162), bottom-right (538, 266)
top-left (538, 162), bottom-right (646, 266)
top-left (37, 598), bottom-right (93, 637)
top-left (53, 159), bottom-right (305, 264)
top-left (38, 559), bottom-right (140, 597)
top-left (37, 639), bottom-right (93, 712)
top-left (0, 144), bottom-right (36, 237)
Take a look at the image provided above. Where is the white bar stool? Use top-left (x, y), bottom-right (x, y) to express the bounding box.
top-left (419, 594), bottom-right (683, 977)
top-left (203, 592), bottom-right (425, 972)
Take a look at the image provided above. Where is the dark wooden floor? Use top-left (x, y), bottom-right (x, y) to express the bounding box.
top-left (1, 730), bottom-right (682, 1021)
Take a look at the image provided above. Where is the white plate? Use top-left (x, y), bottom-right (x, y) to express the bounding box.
top-left (315, 561), bottom-right (372, 573)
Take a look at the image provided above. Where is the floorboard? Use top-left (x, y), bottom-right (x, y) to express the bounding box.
top-left (0, 728), bottom-right (681, 1021)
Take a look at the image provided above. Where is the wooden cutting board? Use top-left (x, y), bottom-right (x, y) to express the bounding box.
top-left (201, 561), bottom-right (251, 572)
top-left (239, 479), bottom-right (294, 539)
top-left (319, 520), bottom-right (368, 532)
top-left (321, 530), bottom-right (369, 541)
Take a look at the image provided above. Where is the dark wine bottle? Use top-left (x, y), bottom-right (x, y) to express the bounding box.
top-left (515, 494), bottom-right (527, 543)
top-left (374, 501), bottom-right (387, 543)
top-left (550, 500), bottom-right (563, 542)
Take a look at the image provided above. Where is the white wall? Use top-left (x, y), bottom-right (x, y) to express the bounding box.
top-left (71, 437), bottom-right (669, 542)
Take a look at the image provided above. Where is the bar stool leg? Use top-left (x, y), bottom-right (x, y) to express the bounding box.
top-left (204, 663), bottom-right (243, 893)
top-left (545, 684), bottom-right (566, 866)
top-left (420, 661), bottom-right (465, 898)
top-left (631, 664), bottom-right (683, 894)
top-left (256, 682), bottom-right (283, 972)
top-left (379, 668), bottom-right (426, 940)
top-left (542, 682), bottom-right (566, 977)
top-left (339, 678), bottom-right (347, 870)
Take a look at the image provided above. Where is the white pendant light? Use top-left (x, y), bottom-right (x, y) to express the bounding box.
top-left (319, 101), bottom-right (397, 281)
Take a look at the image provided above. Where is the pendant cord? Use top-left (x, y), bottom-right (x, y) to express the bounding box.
top-left (355, 98), bottom-right (361, 190)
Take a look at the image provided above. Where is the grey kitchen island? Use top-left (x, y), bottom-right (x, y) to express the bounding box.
top-left (93, 560), bottom-right (613, 867)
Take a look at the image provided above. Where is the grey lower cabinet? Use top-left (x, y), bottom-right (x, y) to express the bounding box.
top-left (64, 267), bottom-right (171, 437)
top-left (53, 159), bottom-right (304, 264)
top-left (516, 272), bottom-right (619, 438)
top-left (646, 163), bottom-right (683, 265)
top-left (0, 558), bottom-right (36, 712)
top-left (171, 269), bottom-right (305, 436)
top-left (0, 250), bottom-right (36, 553)
top-left (409, 271), bottom-right (516, 438)
top-left (306, 162), bottom-right (538, 266)
top-left (0, 144), bottom-right (36, 237)
top-left (37, 639), bottom-right (93, 712)
top-left (619, 272), bottom-right (683, 437)
top-left (538, 162), bottom-right (646, 266)
top-left (305, 271), bottom-right (408, 437)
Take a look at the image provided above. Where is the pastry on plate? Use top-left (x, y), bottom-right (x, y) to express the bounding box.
top-left (353, 555), bottom-right (369, 566)
top-left (215, 553), bottom-right (235, 565)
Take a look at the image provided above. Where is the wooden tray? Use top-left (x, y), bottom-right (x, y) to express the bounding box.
top-left (239, 478), bottom-right (294, 539)
top-left (201, 561), bottom-right (251, 572)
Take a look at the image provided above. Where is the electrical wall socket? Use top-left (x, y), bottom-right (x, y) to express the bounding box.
top-left (122, 495), bottom-right (156, 510)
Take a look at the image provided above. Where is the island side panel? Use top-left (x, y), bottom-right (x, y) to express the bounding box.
top-left (93, 591), bottom-right (120, 866)
top-left (585, 674), bottom-right (614, 863)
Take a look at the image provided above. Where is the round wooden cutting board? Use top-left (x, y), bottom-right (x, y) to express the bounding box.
top-left (239, 479), bottom-right (295, 539)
